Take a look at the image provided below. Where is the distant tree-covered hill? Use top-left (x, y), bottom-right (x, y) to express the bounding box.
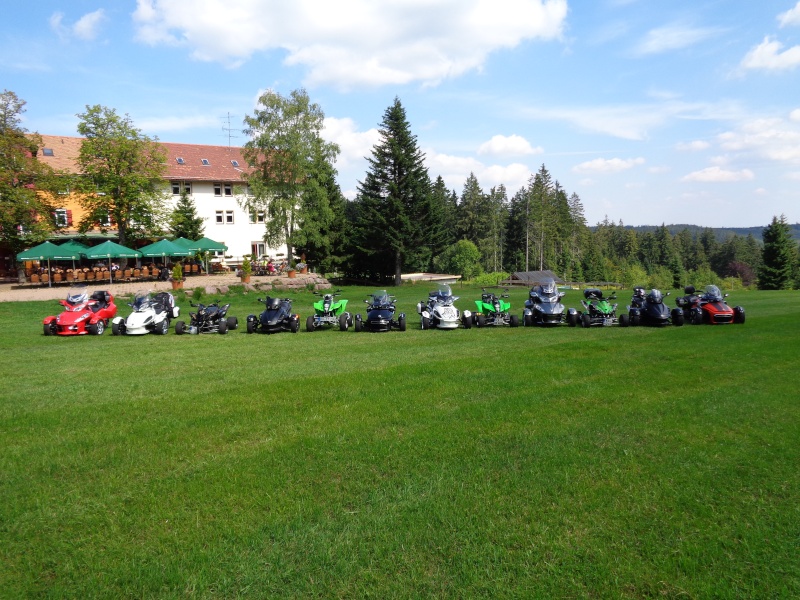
top-left (616, 223), bottom-right (800, 243)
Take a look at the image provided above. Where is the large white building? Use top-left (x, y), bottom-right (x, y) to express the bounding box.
top-left (37, 135), bottom-right (282, 264)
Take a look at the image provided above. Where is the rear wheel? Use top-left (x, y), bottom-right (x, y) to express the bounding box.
top-left (306, 315), bottom-right (316, 332)
top-left (398, 315), bottom-right (406, 331)
top-left (175, 321), bottom-right (186, 335)
top-left (581, 313), bottom-right (591, 328)
top-left (218, 319), bottom-right (228, 334)
top-left (227, 316), bottom-right (238, 330)
top-left (619, 314), bottom-right (629, 327)
top-left (339, 314), bottom-right (349, 331)
top-left (509, 315), bottom-right (520, 327)
top-left (88, 320), bottom-right (105, 335)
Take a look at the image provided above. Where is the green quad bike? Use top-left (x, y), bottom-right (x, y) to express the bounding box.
top-left (306, 289), bottom-right (353, 332)
top-left (473, 288), bottom-right (519, 328)
top-left (576, 288), bottom-right (628, 328)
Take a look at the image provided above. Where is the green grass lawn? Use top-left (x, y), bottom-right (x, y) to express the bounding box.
top-left (1, 285), bottom-right (798, 598)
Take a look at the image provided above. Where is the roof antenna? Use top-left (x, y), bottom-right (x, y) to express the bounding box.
top-left (221, 112), bottom-right (239, 149)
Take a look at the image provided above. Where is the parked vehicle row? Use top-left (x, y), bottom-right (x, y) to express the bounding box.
top-left (41, 282), bottom-right (745, 337)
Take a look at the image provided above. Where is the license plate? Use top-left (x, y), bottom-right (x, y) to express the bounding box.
top-left (603, 318), bottom-right (613, 326)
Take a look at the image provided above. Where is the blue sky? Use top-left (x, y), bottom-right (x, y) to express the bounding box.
top-left (3, 0), bottom-right (799, 228)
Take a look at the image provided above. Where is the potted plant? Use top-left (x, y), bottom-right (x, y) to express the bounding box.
top-left (287, 261), bottom-right (297, 278)
top-left (296, 262), bottom-right (307, 274)
top-left (171, 262), bottom-right (185, 290)
top-left (240, 255), bottom-right (252, 283)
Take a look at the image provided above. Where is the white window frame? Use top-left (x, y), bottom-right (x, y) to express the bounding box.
top-left (55, 209), bottom-right (68, 228)
top-left (225, 210), bottom-right (234, 224)
top-left (215, 210), bottom-right (224, 224)
top-left (249, 211), bottom-right (265, 224)
top-left (171, 181), bottom-right (192, 196)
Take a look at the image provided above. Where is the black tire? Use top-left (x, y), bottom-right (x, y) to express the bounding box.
top-left (523, 313), bottom-right (533, 327)
top-left (476, 314), bottom-right (485, 328)
top-left (509, 315), bottom-right (520, 327)
top-left (672, 308), bottom-right (685, 327)
top-left (306, 315), bottom-right (316, 332)
top-left (339, 313), bottom-right (349, 331)
top-left (581, 313), bottom-right (591, 328)
top-left (218, 319), bottom-right (228, 334)
top-left (631, 314), bottom-right (640, 327)
top-left (354, 316), bottom-right (363, 332)
top-left (399, 315), bottom-right (406, 332)
top-left (88, 320), bottom-right (104, 335)
top-left (227, 316), bottom-right (238, 330)
top-left (155, 318), bottom-right (169, 335)
top-left (246, 320), bottom-right (255, 334)
top-left (462, 314), bottom-right (472, 329)
top-left (421, 316), bottom-right (430, 330)
top-left (734, 307), bottom-right (745, 324)
top-left (175, 321), bottom-right (186, 335)
top-left (567, 313), bottom-right (577, 327)
top-left (111, 321), bottom-right (122, 336)
top-left (619, 314), bottom-right (630, 327)
top-left (692, 310), bottom-right (703, 325)
top-left (43, 323), bottom-right (53, 336)
top-left (290, 317), bottom-right (299, 333)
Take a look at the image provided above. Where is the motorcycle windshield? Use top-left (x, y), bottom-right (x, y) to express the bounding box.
top-left (540, 278), bottom-right (557, 296)
top-left (132, 291), bottom-right (153, 311)
top-left (704, 285), bottom-right (723, 302)
top-left (372, 290), bottom-right (391, 306)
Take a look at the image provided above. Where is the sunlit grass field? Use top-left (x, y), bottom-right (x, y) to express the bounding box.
top-left (1, 284), bottom-right (797, 598)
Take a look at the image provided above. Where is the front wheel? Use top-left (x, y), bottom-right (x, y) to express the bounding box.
top-left (306, 315), bottom-right (316, 332)
top-left (421, 316), bottom-right (430, 330)
top-left (354, 315), bottom-right (363, 332)
top-left (509, 315), bottom-right (520, 328)
top-left (672, 308), bottom-right (685, 327)
top-left (734, 307), bottom-right (745, 324)
top-left (43, 323), bottom-right (53, 336)
top-left (175, 321), bottom-right (186, 335)
top-left (155, 318), bottom-right (169, 335)
top-left (581, 313), bottom-right (591, 328)
top-left (290, 317), bottom-right (299, 333)
top-left (218, 319), bottom-right (228, 334)
top-left (227, 316), bottom-right (238, 330)
top-left (692, 310), bottom-right (703, 325)
top-left (246, 320), bottom-right (255, 334)
top-left (567, 313), bottom-right (577, 327)
top-left (462, 315), bottom-right (472, 329)
top-left (476, 314), bottom-right (485, 327)
top-left (111, 321), bottom-right (122, 336)
top-left (523, 313), bottom-right (533, 327)
top-left (398, 315), bottom-right (406, 332)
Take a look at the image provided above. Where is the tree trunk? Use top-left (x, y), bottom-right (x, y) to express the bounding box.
top-left (394, 249), bottom-right (402, 287)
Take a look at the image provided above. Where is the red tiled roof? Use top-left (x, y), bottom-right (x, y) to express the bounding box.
top-left (36, 135), bottom-right (253, 182)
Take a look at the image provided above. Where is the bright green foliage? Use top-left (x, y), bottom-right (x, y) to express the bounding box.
top-left (0, 90), bottom-right (61, 254)
top-left (434, 239), bottom-right (482, 279)
top-left (758, 215), bottom-right (794, 290)
top-left (75, 105), bottom-right (169, 246)
top-left (350, 98), bottom-right (434, 285)
top-left (241, 88), bottom-right (340, 263)
top-left (168, 188), bottom-right (205, 240)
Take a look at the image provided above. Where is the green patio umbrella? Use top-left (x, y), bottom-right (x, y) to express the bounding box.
top-left (171, 237), bottom-right (195, 249)
top-left (82, 241), bottom-right (142, 284)
top-left (138, 239), bottom-right (193, 277)
top-left (17, 241), bottom-right (83, 287)
top-left (57, 240), bottom-right (89, 271)
top-left (186, 237), bottom-right (228, 274)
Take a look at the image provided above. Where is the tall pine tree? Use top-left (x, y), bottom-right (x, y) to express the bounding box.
top-left (759, 214), bottom-right (794, 290)
top-left (351, 98), bottom-right (432, 285)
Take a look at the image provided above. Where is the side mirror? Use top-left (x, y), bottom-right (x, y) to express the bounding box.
top-left (724, 293), bottom-right (729, 298)
top-left (665, 292), bottom-right (671, 297)
top-left (257, 298), bottom-right (263, 302)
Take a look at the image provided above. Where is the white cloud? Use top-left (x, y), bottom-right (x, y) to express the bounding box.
top-left (131, 0), bottom-right (568, 88)
top-left (681, 167), bottom-right (755, 182)
top-left (676, 140), bottom-right (710, 151)
top-left (322, 117), bottom-right (380, 169)
top-left (50, 9), bottom-right (106, 41)
top-left (790, 108), bottom-right (800, 122)
top-left (635, 24), bottom-right (722, 55)
top-left (718, 116), bottom-right (800, 164)
top-left (572, 157), bottom-right (645, 174)
top-left (477, 134), bottom-right (542, 156)
top-left (137, 114), bottom-right (220, 133)
top-left (778, 2), bottom-right (800, 27)
top-left (740, 37), bottom-right (800, 72)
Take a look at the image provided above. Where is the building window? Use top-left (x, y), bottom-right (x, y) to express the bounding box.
top-left (176, 157), bottom-right (185, 164)
top-left (54, 209), bottom-right (72, 228)
top-left (225, 210), bottom-right (234, 224)
top-left (201, 158), bottom-right (210, 166)
top-left (43, 148), bottom-right (54, 156)
top-left (216, 210), bottom-right (234, 224)
top-left (231, 160), bottom-right (239, 167)
top-left (171, 181), bottom-right (191, 195)
top-left (249, 211), bottom-right (265, 224)
top-left (224, 183), bottom-right (233, 196)
top-left (214, 182), bottom-right (222, 196)
top-left (252, 242), bottom-right (266, 258)
top-left (215, 211), bottom-right (224, 224)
